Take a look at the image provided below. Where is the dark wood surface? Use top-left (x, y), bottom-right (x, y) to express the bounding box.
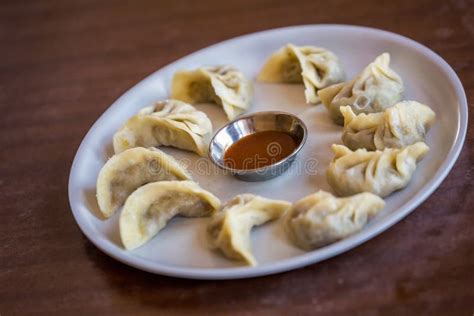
top-left (1, 0), bottom-right (473, 315)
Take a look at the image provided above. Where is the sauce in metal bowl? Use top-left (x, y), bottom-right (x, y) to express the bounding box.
top-left (223, 131), bottom-right (297, 170)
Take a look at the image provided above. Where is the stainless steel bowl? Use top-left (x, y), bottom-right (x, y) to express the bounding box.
top-left (208, 111), bottom-right (307, 181)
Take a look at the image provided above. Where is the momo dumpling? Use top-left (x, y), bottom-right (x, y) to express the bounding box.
top-left (113, 99), bottom-right (212, 156)
top-left (341, 101), bottom-right (436, 151)
top-left (327, 142), bottom-right (429, 197)
top-left (258, 44), bottom-right (345, 104)
top-left (120, 181), bottom-right (220, 250)
top-left (171, 66), bottom-right (252, 120)
top-left (284, 191), bottom-right (385, 250)
top-left (207, 194), bottom-right (291, 266)
top-left (318, 53), bottom-right (404, 125)
top-left (96, 147), bottom-right (191, 218)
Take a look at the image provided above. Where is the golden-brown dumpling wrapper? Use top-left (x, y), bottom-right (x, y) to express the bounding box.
top-left (258, 44), bottom-right (345, 104)
top-left (319, 53), bottom-right (404, 125)
top-left (120, 181), bottom-right (220, 250)
top-left (207, 194), bottom-right (291, 266)
top-left (113, 99), bottom-right (212, 156)
top-left (327, 142), bottom-right (429, 197)
top-left (285, 190), bottom-right (385, 250)
top-left (96, 147), bottom-right (191, 218)
top-left (341, 101), bottom-right (436, 150)
top-left (171, 66), bottom-right (252, 120)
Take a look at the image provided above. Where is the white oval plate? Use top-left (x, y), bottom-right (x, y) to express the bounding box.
top-left (69, 25), bottom-right (467, 279)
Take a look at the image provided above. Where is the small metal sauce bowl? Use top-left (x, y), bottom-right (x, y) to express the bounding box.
top-left (208, 111), bottom-right (307, 182)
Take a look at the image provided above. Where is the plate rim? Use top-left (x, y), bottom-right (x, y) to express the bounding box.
top-left (68, 24), bottom-right (468, 280)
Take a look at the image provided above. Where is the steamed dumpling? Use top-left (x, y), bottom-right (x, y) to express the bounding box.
top-left (327, 142), bottom-right (429, 197)
top-left (120, 181), bottom-right (220, 250)
top-left (341, 101), bottom-right (436, 151)
top-left (207, 194), bottom-right (291, 266)
top-left (258, 44), bottom-right (345, 104)
top-left (96, 147), bottom-right (191, 218)
top-left (318, 53), bottom-right (404, 125)
top-left (171, 66), bottom-right (252, 120)
top-left (284, 191), bottom-right (385, 250)
top-left (113, 99), bottom-right (212, 156)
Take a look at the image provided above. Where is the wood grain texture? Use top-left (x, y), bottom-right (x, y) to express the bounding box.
top-left (1, 0), bottom-right (473, 315)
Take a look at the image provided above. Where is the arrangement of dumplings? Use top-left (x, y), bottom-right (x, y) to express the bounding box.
top-left (258, 44), bottom-right (345, 104)
top-left (340, 101), bottom-right (436, 150)
top-left (327, 142), bottom-right (430, 197)
top-left (113, 99), bottom-right (213, 156)
top-left (284, 191), bottom-right (385, 250)
top-left (96, 147), bottom-right (191, 218)
top-left (319, 53), bottom-right (404, 125)
top-left (92, 45), bottom-right (437, 267)
top-left (207, 194), bottom-right (291, 266)
top-left (120, 181), bottom-right (220, 250)
top-left (171, 65), bottom-right (252, 120)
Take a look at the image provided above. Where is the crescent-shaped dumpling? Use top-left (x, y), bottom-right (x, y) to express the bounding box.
top-left (120, 181), bottom-right (221, 250)
top-left (171, 65), bottom-right (252, 120)
top-left (326, 142), bottom-right (429, 197)
top-left (318, 53), bottom-right (404, 125)
top-left (258, 44), bottom-right (345, 104)
top-left (113, 99), bottom-right (212, 156)
top-left (96, 147), bottom-right (191, 218)
top-left (284, 190), bottom-right (385, 250)
top-left (207, 194), bottom-right (291, 266)
top-left (341, 101), bottom-right (436, 151)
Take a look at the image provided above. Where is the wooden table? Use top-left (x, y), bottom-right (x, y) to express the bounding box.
top-left (1, 0), bottom-right (473, 314)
